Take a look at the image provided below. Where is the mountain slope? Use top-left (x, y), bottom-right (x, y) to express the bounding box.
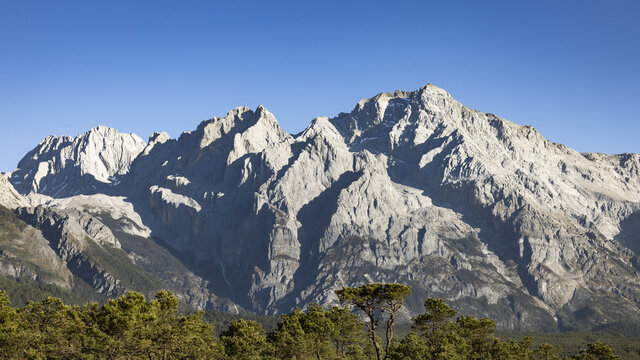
top-left (5, 84), bottom-right (640, 331)
top-left (0, 173), bottom-right (236, 311)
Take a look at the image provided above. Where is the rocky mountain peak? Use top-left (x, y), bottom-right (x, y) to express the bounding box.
top-left (298, 117), bottom-right (342, 143)
top-left (226, 105), bottom-right (291, 165)
top-left (148, 131), bottom-right (170, 143)
top-left (417, 82), bottom-right (452, 96)
top-left (195, 107), bottom-right (255, 149)
top-left (252, 105), bottom-right (288, 138)
top-left (141, 132), bottom-right (171, 156)
top-left (87, 125), bottom-right (120, 136)
top-left (9, 126), bottom-right (146, 197)
top-left (3, 84), bottom-right (640, 332)
top-left (332, 89), bottom-right (413, 144)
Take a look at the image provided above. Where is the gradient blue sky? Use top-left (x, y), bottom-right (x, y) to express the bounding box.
top-left (1, 1), bottom-right (638, 172)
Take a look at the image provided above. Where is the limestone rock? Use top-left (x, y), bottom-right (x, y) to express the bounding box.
top-left (0, 174), bottom-right (26, 209)
top-left (8, 126), bottom-right (146, 197)
top-left (5, 84), bottom-right (640, 331)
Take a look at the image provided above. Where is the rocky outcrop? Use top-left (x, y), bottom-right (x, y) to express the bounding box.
top-left (0, 174), bottom-right (26, 209)
top-left (41, 194), bottom-right (152, 239)
top-left (8, 126), bottom-right (146, 197)
top-left (1, 200), bottom-right (226, 311)
top-left (16, 206), bottom-right (124, 296)
top-left (0, 206), bottom-right (73, 289)
top-left (5, 84), bottom-right (640, 331)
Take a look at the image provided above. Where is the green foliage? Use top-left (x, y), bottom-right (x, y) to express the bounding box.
top-left (83, 238), bottom-right (161, 296)
top-left (532, 343), bottom-right (563, 360)
top-left (221, 319), bottom-right (272, 360)
top-left (490, 337), bottom-right (533, 360)
top-left (270, 308), bottom-right (320, 359)
top-left (0, 290), bottom-right (223, 359)
top-left (0, 290), bottom-right (20, 358)
top-left (0, 275), bottom-right (94, 307)
top-left (388, 332), bottom-right (431, 360)
top-left (571, 341), bottom-right (620, 360)
top-left (327, 305), bottom-right (367, 358)
top-left (336, 283), bottom-right (411, 360)
top-left (414, 298), bottom-right (457, 335)
top-left (20, 297), bottom-right (86, 359)
top-left (455, 315), bottom-right (497, 358)
top-left (0, 284), bottom-right (629, 360)
top-left (268, 303), bottom-right (370, 360)
top-left (499, 331), bottom-right (640, 359)
top-left (0, 205), bottom-right (26, 236)
top-left (202, 309), bottom-right (279, 334)
top-left (389, 297), bottom-right (534, 360)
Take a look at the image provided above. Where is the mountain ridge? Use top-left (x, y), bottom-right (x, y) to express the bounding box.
top-left (2, 84), bottom-right (639, 332)
top-left (8, 125), bottom-right (146, 197)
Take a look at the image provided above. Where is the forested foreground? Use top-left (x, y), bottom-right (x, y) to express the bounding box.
top-left (0, 283), bottom-right (630, 359)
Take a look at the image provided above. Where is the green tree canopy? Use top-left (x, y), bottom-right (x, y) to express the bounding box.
top-left (0, 284), bottom-right (630, 360)
top-left (571, 341), bottom-right (620, 360)
top-left (336, 283), bottom-right (411, 360)
top-left (221, 319), bottom-right (271, 360)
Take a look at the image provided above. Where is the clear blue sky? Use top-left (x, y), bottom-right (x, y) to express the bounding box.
top-left (1, 1), bottom-right (638, 172)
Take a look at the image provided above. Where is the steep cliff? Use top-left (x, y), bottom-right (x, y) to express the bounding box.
top-left (5, 84), bottom-right (640, 331)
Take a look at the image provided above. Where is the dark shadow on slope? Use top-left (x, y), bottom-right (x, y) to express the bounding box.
top-left (297, 171), bottom-right (362, 234)
top-left (97, 188), bottom-right (251, 312)
top-left (382, 127), bottom-right (532, 296)
top-left (276, 171), bottom-right (362, 310)
top-left (14, 169), bottom-right (107, 198)
top-left (402, 148), bottom-right (520, 251)
top-left (274, 142), bottom-right (306, 180)
top-left (125, 144), bottom-right (285, 312)
top-left (120, 124), bottom-right (244, 288)
top-left (14, 207), bottom-right (158, 298)
top-left (333, 97), bottom-right (411, 155)
top-left (615, 211), bottom-right (640, 256)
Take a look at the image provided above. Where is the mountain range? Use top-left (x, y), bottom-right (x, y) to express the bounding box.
top-left (1, 84), bottom-right (639, 332)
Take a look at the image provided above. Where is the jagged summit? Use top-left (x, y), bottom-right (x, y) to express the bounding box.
top-left (9, 126), bottom-right (146, 197)
top-left (4, 84), bottom-right (640, 332)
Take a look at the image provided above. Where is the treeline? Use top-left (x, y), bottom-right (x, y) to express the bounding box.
top-left (202, 309), bottom-right (279, 334)
top-left (0, 276), bottom-right (98, 307)
top-left (0, 283), bottom-right (623, 359)
top-left (498, 331), bottom-right (640, 359)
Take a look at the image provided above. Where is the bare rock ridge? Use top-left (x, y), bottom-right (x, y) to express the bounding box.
top-left (8, 126), bottom-right (146, 197)
top-left (3, 84), bottom-right (640, 332)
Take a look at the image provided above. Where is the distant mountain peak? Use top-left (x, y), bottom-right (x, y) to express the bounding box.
top-left (9, 126), bottom-right (146, 197)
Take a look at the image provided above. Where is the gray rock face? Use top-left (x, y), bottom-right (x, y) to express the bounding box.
top-left (8, 126), bottom-right (146, 197)
top-left (16, 206), bottom-right (125, 296)
top-left (5, 84), bottom-right (640, 331)
top-left (0, 196), bottom-right (229, 311)
top-left (0, 174), bottom-right (26, 209)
